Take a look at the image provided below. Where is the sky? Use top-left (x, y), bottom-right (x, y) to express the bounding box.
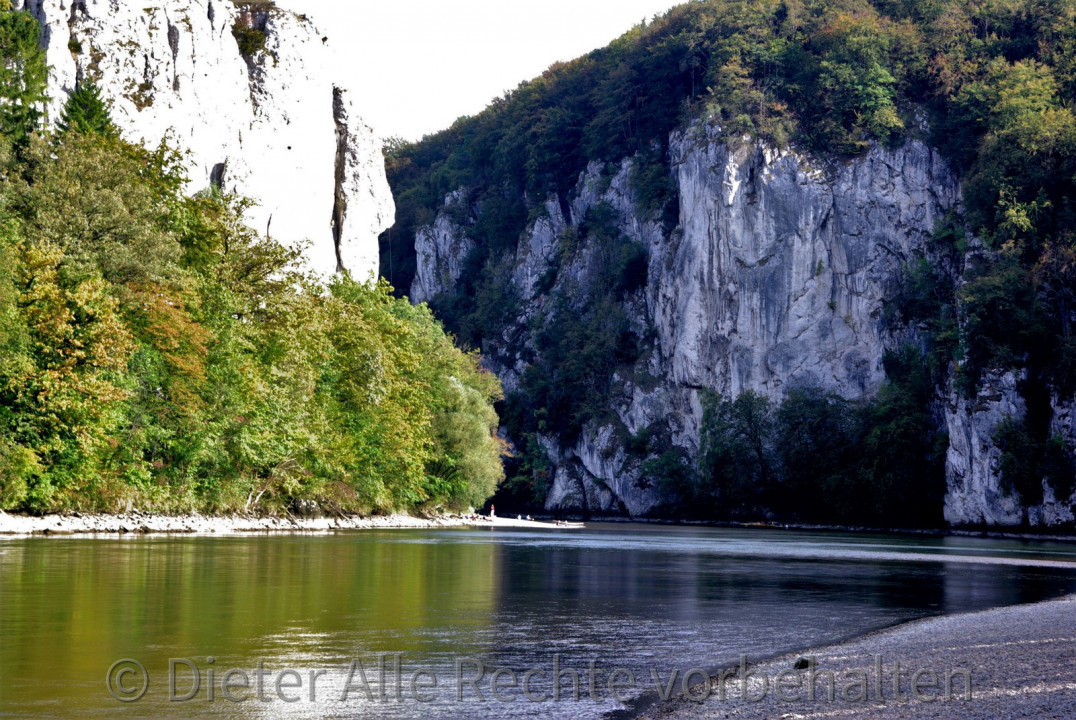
top-left (286, 0), bottom-right (683, 141)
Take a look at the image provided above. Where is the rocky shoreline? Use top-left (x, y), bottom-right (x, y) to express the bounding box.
top-left (0, 510), bottom-right (575, 536)
top-left (633, 594), bottom-right (1076, 720)
top-left (3, 511), bottom-right (1073, 542)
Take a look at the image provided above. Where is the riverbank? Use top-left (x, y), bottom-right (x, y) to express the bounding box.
top-left (0, 510), bottom-right (580, 536)
top-left (3, 507), bottom-right (1072, 542)
top-left (634, 593), bottom-right (1076, 720)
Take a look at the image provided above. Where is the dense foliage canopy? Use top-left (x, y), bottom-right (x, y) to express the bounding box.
top-left (0, 9), bottom-right (504, 515)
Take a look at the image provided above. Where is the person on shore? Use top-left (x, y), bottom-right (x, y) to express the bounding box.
top-left (490, 504), bottom-right (496, 518)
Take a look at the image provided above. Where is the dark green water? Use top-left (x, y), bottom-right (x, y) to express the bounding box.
top-left (2, 524), bottom-right (1076, 719)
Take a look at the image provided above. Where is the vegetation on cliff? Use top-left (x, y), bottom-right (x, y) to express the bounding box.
top-left (382, 0), bottom-right (1076, 523)
top-left (0, 9), bottom-right (504, 515)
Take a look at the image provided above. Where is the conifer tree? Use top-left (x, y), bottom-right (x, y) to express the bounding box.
top-left (58, 81), bottom-right (117, 138)
top-left (0, 7), bottom-right (48, 153)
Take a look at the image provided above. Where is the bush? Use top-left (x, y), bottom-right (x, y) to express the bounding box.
top-left (231, 18), bottom-right (267, 58)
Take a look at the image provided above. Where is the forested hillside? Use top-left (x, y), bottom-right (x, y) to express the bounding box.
top-left (0, 8), bottom-right (504, 515)
top-left (382, 0), bottom-right (1076, 526)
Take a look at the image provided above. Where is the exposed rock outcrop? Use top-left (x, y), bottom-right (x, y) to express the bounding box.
top-left (411, 190), bottom-right (474, 304)
top-left (944, 370), bottom-right (1076, 527)
top-left (943, 371), bottom-right (1029, 526)
top-left (331, 87), bottom-right (394, 279)
top-left (409, 120), bottom-right (1075, 526)
top-left (17, 0), bottom-right (392, 278)
top-left (655, 127), bottom-right (958, 403)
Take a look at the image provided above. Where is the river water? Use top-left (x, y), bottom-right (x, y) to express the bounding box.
top-left (2, 524), bottom-right (1075, 719)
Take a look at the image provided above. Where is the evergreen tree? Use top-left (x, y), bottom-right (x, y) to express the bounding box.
top-left (0, 7), bottom-right (47, 154)
top-left (58, 81), bottom-right (117, 138)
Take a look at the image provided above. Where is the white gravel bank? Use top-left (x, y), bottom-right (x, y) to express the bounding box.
top-left (644, 594), bottom-right (1076, 720)
top-left (0, 510), bottom-right (578, 536)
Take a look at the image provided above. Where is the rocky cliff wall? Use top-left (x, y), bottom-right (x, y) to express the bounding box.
top-left (17, 0), bottom-right (392, 278)
top-left (410, 121), bottom-right (1076, 527)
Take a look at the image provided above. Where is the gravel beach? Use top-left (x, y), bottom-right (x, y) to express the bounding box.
top-left (641, 594), bottom-right (1076, 720)
top-left (0, 510), bottom-right (575, 535)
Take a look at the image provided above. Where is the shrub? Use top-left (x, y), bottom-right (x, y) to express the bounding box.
top-left (231, 18), bottom-right (267, 58)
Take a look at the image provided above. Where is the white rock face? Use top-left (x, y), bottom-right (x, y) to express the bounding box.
top-left (17, 0), bottom-right (392, 278)
top-left (415, 129), bottom-right (961, 517)
top-left (590, 135), bottom-right (953, 516)
top-left (943, 371), bottom-right (1028, 526)
top-left (411, 190), bottom-right (474, 304)
top-left (511, 196), bottom-right (567, 301)
top-left (656, 126), bottom-right (959, 402)
top-left (332, 87), bottom-right (394, 281)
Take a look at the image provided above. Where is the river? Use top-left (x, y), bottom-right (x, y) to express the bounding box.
top-left (2, 524), bottom-right (1075, 718)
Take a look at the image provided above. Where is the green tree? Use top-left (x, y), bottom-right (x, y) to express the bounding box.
top-left (961, 59), bottom-right (1076, 244)
top-left (774, 387), bottom-right (863, 522)
top-left (0, 218), bottom-right (36, 508)
top-left (697, 390), bottom-right (775, 517)
top-left (1, 238), bottom-right (133, 512)
top-left (0, 8), bottom-right (47, 155)
top-left (57, 81), bottom-right (118, 138)
top-left (857, 346), bottom-right (947, 527)
top-left (314, 279), bottom-right (504, 513)
top-left (12, 133), bottom-right (185, 288)
top-left (0, 122), bottom-right (506, 515)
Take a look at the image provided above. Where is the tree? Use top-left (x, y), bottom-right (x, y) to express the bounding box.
top-left (857, 346), bottom-right (947, 527)
top-left (0, 8), bottom-right (47, 155)
top-left (12, 133), bottom-right (184, 288)
top-left (57, 81), bottom-right (118, 138)
top-left (961, 59), bottom-right (1076, 245)
top-left (317, 278), bottom-right (505, 513)
top-left (0, 219), bottom-right (36, 508)
top-left (1, 238), bottom-right (133, 512)
top-left (0, 120), bottom-right (506, 515)
top-left (774, 387), bottom-right (863, 521)
top-left (697, 390), bottom-right (775, 517)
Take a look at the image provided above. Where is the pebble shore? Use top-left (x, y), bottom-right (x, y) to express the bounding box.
top-left (0, 510), bottom-right (574, 536)
top-left (643, 594), bottom-right (1076, 720)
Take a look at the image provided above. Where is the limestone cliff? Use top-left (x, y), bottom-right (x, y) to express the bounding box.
top-left (408, 122), bottom-right (1076, 527)
top-left (17, 0), bottom-right (393, 278)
